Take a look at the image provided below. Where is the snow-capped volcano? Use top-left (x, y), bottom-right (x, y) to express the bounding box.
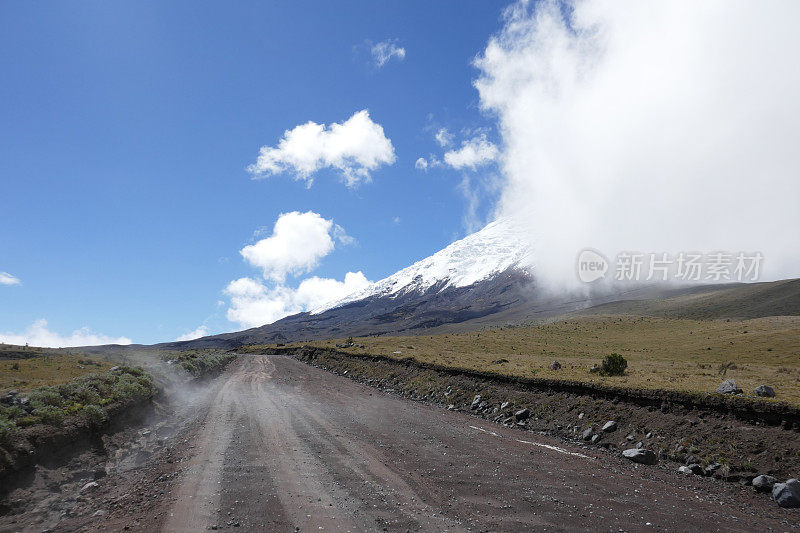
top-left (171, 218), bottom-right (537, 348)
top-left (314, 217), bottom-right (533, 313)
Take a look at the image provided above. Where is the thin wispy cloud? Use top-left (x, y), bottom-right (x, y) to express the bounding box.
top-left (0, 271), bottom-right (21, 286)
top-left (370, 39), bottom-right (406, 67)
top-left (175, 325), bottom-right (209, 342)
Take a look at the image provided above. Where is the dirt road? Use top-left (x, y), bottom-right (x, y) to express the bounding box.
top-left (62, 355), bottom-right (797, 531)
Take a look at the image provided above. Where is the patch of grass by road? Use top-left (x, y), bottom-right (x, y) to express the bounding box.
top-left (0, 354), bottom-right (113, 393)
top-left (257, 315), bottom-right (800, 406)
top-left (0, 366), bottom-right (156, 442)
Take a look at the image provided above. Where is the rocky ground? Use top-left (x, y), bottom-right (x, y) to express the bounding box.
top-left (4, 354), bottom-right (792, 532)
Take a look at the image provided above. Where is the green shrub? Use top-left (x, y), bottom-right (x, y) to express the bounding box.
top-left (599, 353), bottom-right (628, 376)
top-left (29, 388), bottom-right (66, 409)
top-left (0, 366), bottom-right (155, 433)
top-left (80, 404), bottom-right (107, 426)
top-left (32, 405), bottom-right (65, 426)
top-left (0, 418), bottom-right (16, 443)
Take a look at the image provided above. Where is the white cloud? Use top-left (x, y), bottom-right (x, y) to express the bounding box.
top-left (475, 0), bottom-right (800, 288)
top-left (247, 110), bottom-right (396, 187)
top-left (0, 272), bottom-right (20, 286)
top-left (414, 157), bottom-right (428, 171)
top-left (435, 128), bottom-right (454, 147)
top-left (225, 211), bottom-right (371, 329)
top-left (224, 272), bottom-right (371, 329)
top-left (175, 325), bottom-right (209, 342)
top-left (0, 319), bottom-right (132, 348)
top-left (295, 272), bottom-right (371, 312)
top-left (371, 40), bottom-right (406, 67)
top-left (240, 211), bottom-right (336, 282)
top-left (443, 134), bottom-right (499, 170)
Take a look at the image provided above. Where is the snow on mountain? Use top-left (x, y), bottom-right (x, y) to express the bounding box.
top-left (314, 217), bottom-right (533, 313)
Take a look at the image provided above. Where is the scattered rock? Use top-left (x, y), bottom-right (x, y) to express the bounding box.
top-left (590, 434), bottom-right (601, 444)
top-left (500, 401), bottom-right (511, 410)
top-left (678, 466), bottom-right (693, 475)
top-left (716, 379), bottom-right (742, 394)
top-left (704, 463), bottom-right (722, 476)
top-left (686, 464), bottom-right (704, 475)
top-left (582, 428), bottom-right (594, 441)
top-left (550, 361), bottom-right (562, 370)
top-left (109, 366), bottom-right (120, 372)
top-left (93, 510), bottom-right (107, 517)
top-left (578, 412), bottom-right (585, 420)
top-left (80, 482), bottom-right (99, 493)
top-left (470, 395), bottom-right (482, 410)
top-left (589, 364), bottom-right (601, 374)
top-left (772, 479), bottom-right (800, 508)
top-left (752, 475), bottom-right (777, 493)
top-left (686, 463), bottom-right (703, 476)
top-left (514, 408), bottom-right (530, 421)
top-left (754, 385), bottom-right (776, 398)
top-left (622, 448), bottom-right (658, 465)
top-left (601, 421), bottom-right (618, 433)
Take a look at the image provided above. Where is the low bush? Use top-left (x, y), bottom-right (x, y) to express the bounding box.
top-left (0, 367), bottom-right (155, 435)
top-left (163, 350), bottom-right (236, 378)
top-left (599, 353), bottom-right (628, 376)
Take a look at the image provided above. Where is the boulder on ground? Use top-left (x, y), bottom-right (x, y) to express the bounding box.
top-left (550, 361), bottom-right (561, 370)
top-left (752, 475), bottom-right (777, 493)
top-left (754, 385), bottom-right (776, 398)
top-left (590, 434), bottom-right (601, 444)
top-left (589, 364), bottom-right (601, 374)
top-left (80, 481), bottom-right (99, 493)
top-left (622, 448), bottom-right (657, 465)
top-left (716, 379), bottom-right (742, 394)
top-left (678, 466), bottom-right (693, 475)
top-left (470, 395), bottom-right (482, 410)
top-left (582, 428), bottom-right (594, 441)
top-left (772, 479), bottom-right (800, 508)
top-left (514, 408), bottom-right (530, 421)
top-left (686, 464), bottom-right (704, 475)
top-left (601, 421), bottom-right (618, 433)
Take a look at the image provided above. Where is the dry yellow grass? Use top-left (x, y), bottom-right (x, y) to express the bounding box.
top-left (0, 354), bottom-right (113, 393)
top-left (290, 315), bottom-right (800, 406)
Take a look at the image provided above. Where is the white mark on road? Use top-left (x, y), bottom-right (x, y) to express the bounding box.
top-left (515, 438), bottom-right (591, 459)
top-left (468, 425), bottom-right (591, 460)
top-left (469, 425), bottom-right (499, 437)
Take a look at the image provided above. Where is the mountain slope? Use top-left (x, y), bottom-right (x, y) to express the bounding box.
top-left (164, 218), bottom-right (800, 350)
top-left (314, 218), bottom-right (533, 313)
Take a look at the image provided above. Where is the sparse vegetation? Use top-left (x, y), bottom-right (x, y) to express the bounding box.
top-left (599, 353), bottom-right (627, 376)
top-left (0, 367), bottom-right (156, 440)
top-left (1, 354), bottom-right (114, 393)
top-left (257, 314), bottom-right (800, 406)
top-left (161, 350), bottom-right (236, 377)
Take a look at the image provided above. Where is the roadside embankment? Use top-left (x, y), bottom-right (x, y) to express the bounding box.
top-left (249, 345), bottom-right (800, 486)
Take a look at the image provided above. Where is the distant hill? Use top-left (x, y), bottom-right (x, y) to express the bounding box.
top-left (571, 278), bottom-right (800, 320)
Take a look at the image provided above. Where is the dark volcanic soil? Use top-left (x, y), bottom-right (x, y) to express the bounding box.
top-left (35, 355), bottom-right (800, 532)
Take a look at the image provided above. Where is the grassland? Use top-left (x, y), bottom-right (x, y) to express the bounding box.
top-left (0, 354), bottom-right (114, 393)
top-left (269, 315), bottom-right (800, 406)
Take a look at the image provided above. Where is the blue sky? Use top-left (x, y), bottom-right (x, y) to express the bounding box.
top-left (0, 1), bottom-right (509, 345)
top-left (5, 1), bottom-right (800, 346)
